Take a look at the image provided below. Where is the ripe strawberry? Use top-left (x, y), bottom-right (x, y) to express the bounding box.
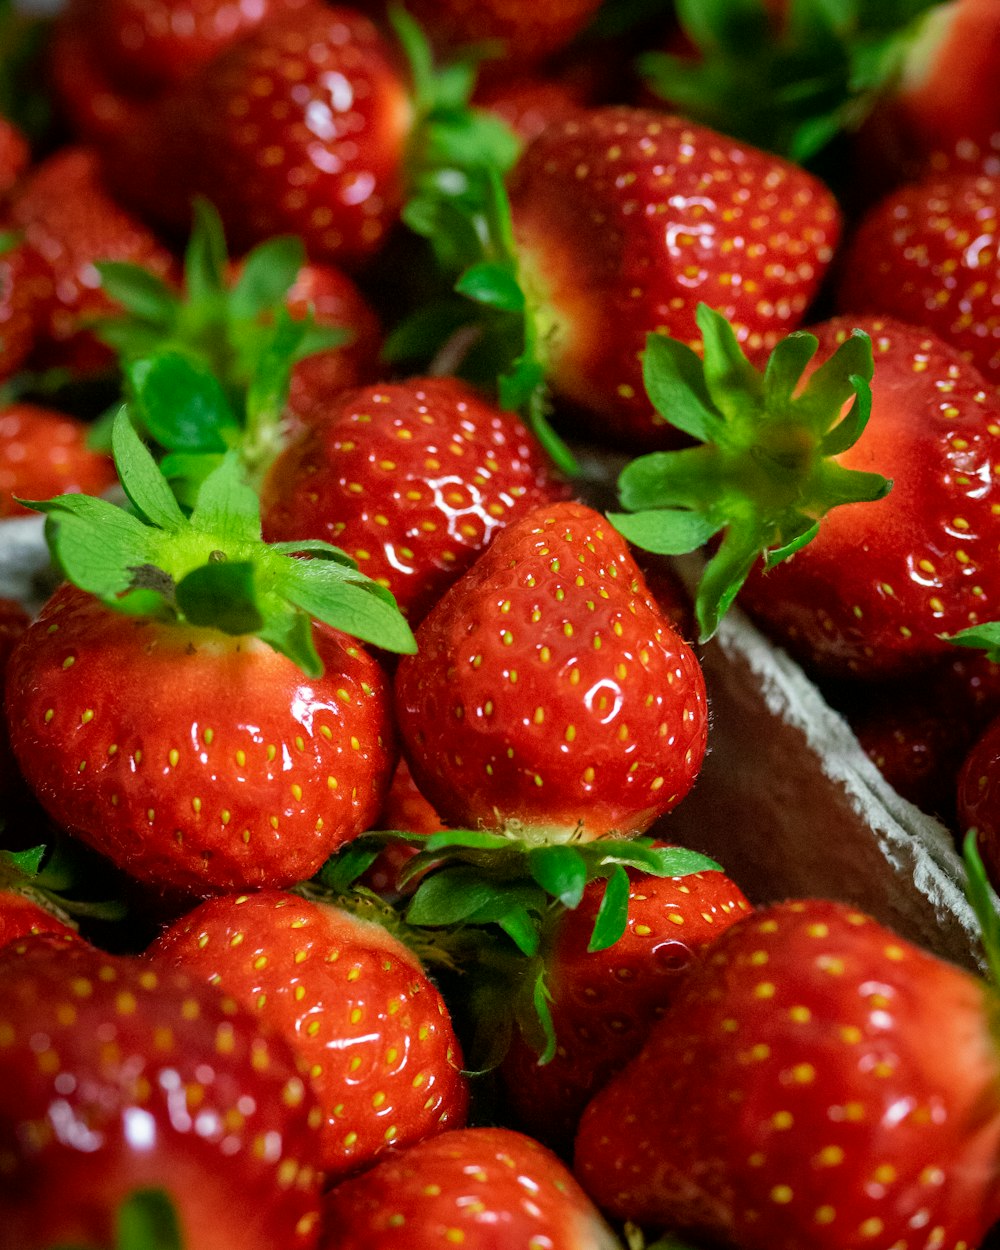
top-left (261, 376), bottom-right (572, 623)
top-left (149, 889), bottom-right (469, 1181)
top-left (0, 403), bottom-right (116, 518)
top-left (836, 171), bottom-right (1000, 387)
top-left (4, 410), bottom-right (414, 897)
top-left (320, 1126), bottom-right (621, 1249)
top-left (102, 5), bottom-right (414, 267)
top-left (733, 315), bottom-right (1000, 678)
top-left (7, 146), bottom-right (178, 374)
top-left (0, 117), bottom-right (27, 199)
top-left (0, 597), bottom-right (30, 804)
top-left (0, 890), bottom-right (77, 950)
top-left (573, 898), bottom-right (1000, 1246)
top-left (500, 857), bottom-right (752, 1154)
top-left (0, 240), bottom-right (50, 381)
top-left (0, 934), bottom-right (324, 1250)
top-left (474, 73), bottom-right (588, 145)
top-left (505, 106), bottom-right (841, 447)
top-left (393, 500), bottom-right (708, 839)
top-left (956, 711), bottom-right (1000, 891)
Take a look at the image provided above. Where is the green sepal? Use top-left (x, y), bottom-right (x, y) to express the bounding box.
top-left (279, 558), bottom-right (418, 656)
top-left (229, 234), bottom-right (306, 322)
top-left (962, 830), bottom-right (1000, 989)
top-left (946, 622), bottom-right (1000, 664)
top-left (455, 261), bottom-right (525, 313)
top-left (50, 1187), bottom-right (184, 1250)
top-left (95, 262), bottom-right (179, 327)
top-left (528, 844), bottom-right (588, 910)
top-left (184, 197), bottom-right (228, 306)
top-left (112, 407), bottom-right (187, 531)
top-left (405, 865), bottom-right (521, 927)
top-left (126, 351), bottom-right (237, 455)
top-left (588, 862), bottom-right (631, 952)
top-left (612, 307), bottom-right (889, 641)
top-left (175, 561), bottom-right (263, 635)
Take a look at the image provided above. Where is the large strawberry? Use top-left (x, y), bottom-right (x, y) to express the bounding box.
top-left (498, 105), bottom-right (841, 449)
top-left (5, 408), bottom-right (414, 897)
top-left (320, 1126), bottom-right (621, 1249)
top-left (148, 888), bottom-right (469, 1181)
top-left (393, 499), bottom-right (708, 840)
top-left (0, 934), bottom-right (324, 1250)
top-left (499, 857), bottom-right (752, 1155)
top-left (836, 171), bottom-right (1000, 387)
top-left (573, 894), bottom-right (1000, 1247)
top-left (261, 375), bottom-right (572, 623)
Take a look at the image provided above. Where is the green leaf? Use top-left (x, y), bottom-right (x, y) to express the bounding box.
top-left (175, 561), bottom-right (264, 636)
top-left (588, 863), bottom-right (631, 952)
top-left (315, 839), bottom-right (385, 893)
top-left (186, 451), bottom-right (262, 544)
top-left (279, 559), bottom-right (417, 656)
top-left (820, 372), bottom-right (872, 456)
top-left (117, 1188), bottom-right (184, 1250)
top-left (607, 508), bottom-right (723, 557)
top-left (947, 621), bottom-right (1000, 663)
top-left (256, 603), bottom-right (324, 679)
top-left (228, 235), bottom-right (305, 322)
top-left (406, 867), bottom-right (502, 926)
top-left (498, 906), bottom-right (541, 957)
top-left (796, 329), bottom-right (874, 430)
top-left (184, 198), bottom-right (228, 304)
top-left (642, 331), bottom-right (723, 443)
top-left (695, 524), bottom-right (766, 641)
top-left (762, 331), bottom-right (818, 410)
top-left (423, 830), bottom-right (513, 853)
top-left (96, 262), bottom-right (179, 327)
top-left (528, 844), bottom-right (588, 909)
top-left (455, 261), bottom-right (525, 312)
top-left (696, 304), bottom-right (763, 420)
top-left (111, 408), bottom-right (186, 532)
top-left (962, 830), bottom-right (1000, 989)
top-left (606, 843), bottom-right (721, 878)
top-left (530, 965), bottom-right (558, 1065)
top-left (126, 351), bottom-right (237, 454)
top-left (465, 883), bottom-right (548, 927)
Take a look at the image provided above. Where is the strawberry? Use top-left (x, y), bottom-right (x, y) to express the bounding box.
top-left (500, 857), bottom-right (752, 1154)
top-left (7, 146), bottom-right (178, 374)
top-left (320, 1125), bottom-right (621, 1249)
top-left (0, 116), bottom-right (27, 199)
top-left (148, 888), bottom-right (469, 1181)
top-left (4, 408), bottom-right (414, 897)
top-left (0, 934), bottom-right (324, 1250)
top-left (0, 596), bottom-right (29, 803)
top-left (0, 402), bottom-right (116, 518)
top-left (102, 5), bottom-right (414, 267)
top-left (0, 239), bottom-right (50, 381)
top-left (501, 106), bottom-right (842, 448)
top-left (573, 896), bottom-right (1000, 1246)
top-left (836, 171), bottom-right (1000, 387)
top-left (0, 889), bottom-right (77, 949)
top-left (261, 375), bottom-right (572, 623)
top-left (393, 499), bottom-right (708, 840)
top-left (474, 73), bottom-right (588, 145)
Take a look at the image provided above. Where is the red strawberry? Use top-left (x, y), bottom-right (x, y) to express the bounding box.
top-left (474, 73), bottom-right (588, 145)
top-left (8, 146), bottom-right (178, 373)
top-left (103, 5), bottom-right (414, 267)
top-left (0, 934), bottom-right (324, 1250)
top-left (506, 106), bottom-right (841, 447)
top-left (4, 410), bottom-right (414, 897)
top-left (501, 857), bottom-right (752, 1153)
top-left (574, 898), bottom-right (1000, 1246)
top-left (320, 1126), bottom-right (620, 1249)
top-left (836, 172), bottom-right (1000, 387)
top-left (0, 241), bottom-right (50, 381)
top-left (0, 403), bottom-right (116, 518)
top-left (391, 0), bottom-right (604, 72)
top-left (0, 117), bottom-right (28, 199)
top-left (148, 889), bottom-right (469, 1181)
top-left (393, 500), bottom-right (708, 839)
top-left (956, 714), bottom-right (1000, 891)
top-left (734, 316), bottom-right (1000, 678)
top-left (0, 890), bottom-right (77, 951)
top-left (261, 376), bottom-right (571, 623)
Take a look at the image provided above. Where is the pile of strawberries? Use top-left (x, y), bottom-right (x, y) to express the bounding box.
top-left (2, 0), bottom-right (1000, 1247)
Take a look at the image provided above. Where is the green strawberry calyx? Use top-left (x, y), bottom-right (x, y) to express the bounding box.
top-left (639, 0), bottom-right (941, 167)
top-left (49, 1188), bottom-right (184, 1250)
top-left (22, 408), bottom-right (416, 677)
top-left (95, 199), bottom-right (343, 491)
top-left (608, 303), bottom-right (890, 642)
top-left (0, 842), bottom-right (125, 926)
top-left (315, 829), bottom-right (720, 1067)
top-left (385, 6), bottom-right (579, 478)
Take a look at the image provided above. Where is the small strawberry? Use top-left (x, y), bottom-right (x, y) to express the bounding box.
top-left (102, 5), bottom-right (415, 267)
top-left (5, 407), bottom-right (414, 897)
top-left (0, 934), bottom-right (324, 1250)
top-left (500, 856), bottom-right (752, 1154)
top-left (0, 402), bottom-right (116, 518)
top-left (574, 895), bottom-right (1000, 1246)
top-left (836, 171), bottom-right (1000, 387)
top-left (149, 888), bottom-right (469, 1181)
top-left (7, 146), bottom-right (178, 374)
top-left (393, 499), bottom-right (708, 840)
top-left (320, 1126), bottom-right (621, 1249)
top-left (261, 375), bottom-right (572, 623)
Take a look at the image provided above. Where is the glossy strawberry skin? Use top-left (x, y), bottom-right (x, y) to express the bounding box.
top-left (8, 147), bottom-right (178, 373)
top-left (5, 585), bottom-right (397, 897)
top-left (502, 861), bottom-right (752, 1154)
top-left (738, 316), bottom-right (1000, 679)
top-left (574, 899), bottom-right (1000, 1246)
top-left (507, 106), bottom-right (841, 447)
top-left (394, 501), bottom-right (708, 839)
top-left (0, 891), bottom-right (77, 951)
top-left (0, 935), bottom-right (324, 1250)
top-left (105, 5), bottom-right (413, 267)
top-left (262, 377), bottom-right (571, 624)
top-left (321, 1126), bottom-right (621, 1250)
top-left (148, 890), bottom-right (469, 1181)
top-left (0, 403), bottom-right (117, 518)
top-left (837, 173), bottom-right (1000, 386)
